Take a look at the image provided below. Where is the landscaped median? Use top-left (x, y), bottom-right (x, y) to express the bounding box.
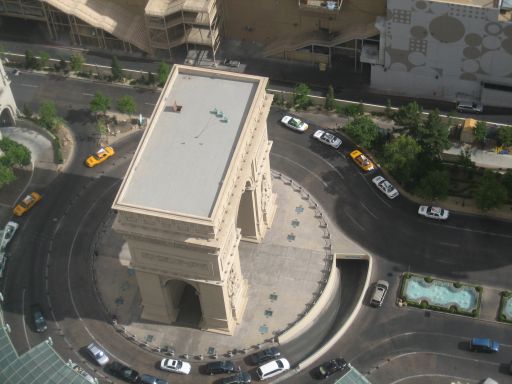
top-left (498, 291), bottom-right (512, 324)
top-left (398, 273), bottom-right (482, 317)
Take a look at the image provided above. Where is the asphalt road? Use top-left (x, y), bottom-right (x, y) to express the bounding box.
top-left (2, 73), bottom-right (512, 384)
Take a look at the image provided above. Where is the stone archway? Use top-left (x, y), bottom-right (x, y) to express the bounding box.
top-left (112, 65), bottom-right (276, 335)
top-left (0, 108), bottom-right (15, 127)
top-left (165, 279), bottom-right (202, 328)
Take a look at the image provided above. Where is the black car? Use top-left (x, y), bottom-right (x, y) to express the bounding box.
top-left (220, 371), bottom-right (251, 384)
top-left (204, 360), bottom-right (236, 375)
top-left (317, 358), bottom-right (348, 379)
top-left (140, 374), bottom-right (168, 384)
top-left (108, 361), bottom-right (140, 383)
top-left (31, 304), bottom-right (47, 332)
top-left (249, 347), bottom-right (281, 365)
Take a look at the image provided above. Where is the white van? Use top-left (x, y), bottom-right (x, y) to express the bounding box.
top-left (456, 101), bottom-right (483, 113)
top-left (256, 358), bottom-right (290, 380)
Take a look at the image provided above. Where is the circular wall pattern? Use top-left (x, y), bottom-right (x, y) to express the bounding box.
top-left (429, 15), bottom-right (465, 43)
top-left (485, 22), bottom-right (502, 36)
top-left (462, 59), bottom-right (479, 73)
top-left (415, 0), bottom-right (428, 10)
top-left (411, 26), bottom-right (428, 39)
top-left (465, 33), bottom-right (482, 46)
top-left (480, 50), bottom-right (512, 76)
top-left (502, 37), bottom-right (512, 55)
top-left (482, 35), bottom-right (501, 50)
top-left (463, 46), bottom-right (481, 59)
top-left (408, 51), bottom-right (426, 66)
top-left (460, 73), bottom-right (478, 81)
top-left (504, 25), bottom-right (512, 38)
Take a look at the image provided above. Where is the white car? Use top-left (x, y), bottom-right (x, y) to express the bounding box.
top-left (281, 115), bottom-right (308, 132)
top-left (86, 343), bottom-right (109, 366)
top-left (313, 129), bottom-right (342, 149)
top-left (257, 358), bottom-right (290, 380)
top-left (372, 176), bottom-right (399, 199)
top-left (159, 358), bottom-right (191, 375)
top-left (418, 206), bottom-right (449, 220)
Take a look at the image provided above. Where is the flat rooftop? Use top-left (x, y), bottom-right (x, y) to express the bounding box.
top-left (116, 66), bottom-right (260, 218)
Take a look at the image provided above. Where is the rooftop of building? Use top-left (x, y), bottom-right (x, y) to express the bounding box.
top-left (115, 65), bottom-right (264, 218)
top-left (432, 0), bottom-right (498, 8)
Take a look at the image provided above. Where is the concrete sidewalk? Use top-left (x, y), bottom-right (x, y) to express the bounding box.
top-left (93, 173), bottom-right (365, 359)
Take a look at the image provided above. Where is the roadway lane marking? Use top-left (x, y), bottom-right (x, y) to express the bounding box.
top-left (443, 224), bottom-right (512, 239)
top-left (21, 288), bottom-right (31, 350)
top-left (390, 373), bottom-right (478, 384)
top-left (66, 180), bottom-right (132, 366)
top-left (81, 93), bottom-right (94, 96)
top-left (438, 241), bottom-right (460, 247)
top-left (271, 153), bottom-right (329, 188)
top-left (345, 210), bottom-right (364, 231)
top-left (145, 102), bottom-right (155, 106)
top-left (360, 201), bottom-right (378, 220)
top-left (275, 138), bottom-right (345, 180)
top-left (20, 83), bottom-right (38, 88)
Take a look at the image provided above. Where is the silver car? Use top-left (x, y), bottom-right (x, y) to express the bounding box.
top-left (281, 115), bottom-right (308, 132)
top-left (312, 129), bottom-right (342, 149)
top-left (370, 280), bottom-right (389, 307)
top-left (86, 343), bottom-right (109, 366)
top-left (418, 205), bottom-right (449, 220)
top-left (372, 176), bottom-right (399, 199)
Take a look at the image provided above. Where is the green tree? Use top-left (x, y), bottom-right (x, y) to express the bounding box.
top-left (417, 109), bottom-right (451, 159)
top-left (24, 49), bottom-right (38, 69)
top-left (502, 169), bottom-right (512, 200)
top-left (147, 71), bottom-right (156, 85)
top-left (325, 85), bottom-right (335, 111)
top-left (97, 117), bottom-right (109, 145)
top-left (417, 169), bottom-right (450, 200)
top-left (384, 99), bottom-right (394, 119)
top-left (38, 51), bottom-right (49, 69)
top-left (498, 125), bottom-right (512, 146)
top-left (473, 121), bottom-right (487, 147)
top-left (344, 115), bottom-right (380, 149)
top-left (383, 135), bottom-right (422, 184)
top-left (111, 55), bottom-right (123, 81)
top-left (474, 170), bottom-right (508, 211)
top-left (69, 53), bottom-right (85, 72)
top-left (157, 61), bottom-right (170, 87)
top-left (394, 101), bottom-right (423, 135)
top-left (116, 95), bottom-right (137, 115)
top-left (38, 101), bottom-right (61, 132)
top-left (458, 148), bottom-right (475, 179)
top-left (22, 104), bottom-right (32, 119)
top-left (0, 163), bottom-right (16, 189)
top-left (343, 103), bottom-right (364, 118)
top-left (293, 83), bottom-right (312, 109)
top-left (0, 137), bottom-right (31, 166)
top-left (90, 92), bottom-right (111, 115)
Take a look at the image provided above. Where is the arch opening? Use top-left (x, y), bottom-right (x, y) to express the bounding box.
top-left (0, 108), bottom-right (15, 127)
top-left (236, 180), bottom-right (258, 240)
top-left (166, 279), bottom-right (202, 328)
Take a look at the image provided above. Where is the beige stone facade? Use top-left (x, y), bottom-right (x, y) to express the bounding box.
top-left (112, 65), bottom-right (276, 334)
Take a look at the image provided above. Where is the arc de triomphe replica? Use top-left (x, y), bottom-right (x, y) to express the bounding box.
top-left (112, 65), bottom-right (276, 334)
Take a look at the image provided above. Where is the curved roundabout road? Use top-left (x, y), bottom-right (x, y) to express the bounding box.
top-left (3, 75), bottom-right (512, 384)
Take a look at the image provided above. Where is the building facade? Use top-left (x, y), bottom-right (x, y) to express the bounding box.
top-left (365, 0), bottom-right (512, 107)
top-left (112, 65), bottom-right (276, 335)
top-left (0, 59), bottom-right (17, 126)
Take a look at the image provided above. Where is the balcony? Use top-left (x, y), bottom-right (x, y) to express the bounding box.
top-left (298, 0), bottom-right (343, 12)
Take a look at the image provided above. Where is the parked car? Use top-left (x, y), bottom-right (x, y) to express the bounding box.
top-left (13, 192), bottom-right (42, 216)
top-left (159, 358), bottom-right (191, 375)
top-left (220, 371), bottom-right (252, 384)
top-left (372, 176), bottom-right (399, 199)
top-left (349, 150), bottom-right (374, 172)
top-left (469, 338), bottom-right (499, 353)
top-left (370, 280), bottom-right (389, 307)
top-left (204, 360), bottom-right (236, 375)
top-left (249, 347), bottom-right (281, 365)
top-left (281, 115), bottom-right (309, 132)
top-left (108, 361), bottom-right (140, 383)
top-left (256, 358), bottom-right (290, 380)
top-left (85, 146), bottom-right (115, 168)
top-left (30, 304), bottom-right (47, 332)
top-left (456, 101), bottom-right (483, 113)
top-left (418, 205), bottom-right (449, 220)
top-left (223, 58), bottom-right (240, 68)
top-left (139, 374), bottom-right (168, 384)
top-left (70, 363), bottom-right (95, 384)
top-left (86, 343), bottom-right (109, 366)
top-left (312, 129), bottom-right (342, 149)
top-left (317, 358), bottom-right (348, 379)
top-left (481, 379), bottom-right (498, 384)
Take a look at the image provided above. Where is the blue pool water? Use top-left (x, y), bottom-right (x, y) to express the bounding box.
top-left (404, 277), bottom-right (478, 311)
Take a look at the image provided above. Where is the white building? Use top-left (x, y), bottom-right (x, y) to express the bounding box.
top-left (364, 0), bottom-right (512, 108)
top-left (0, 59), bottom-right (17, 127)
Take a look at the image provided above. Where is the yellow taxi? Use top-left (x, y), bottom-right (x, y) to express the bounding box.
top-left (350, 149), bottom-right (375, 172)
top-left (85, 146), bottom-right (115, 168)
top-left (13, 192), bottom-right (42, 217)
